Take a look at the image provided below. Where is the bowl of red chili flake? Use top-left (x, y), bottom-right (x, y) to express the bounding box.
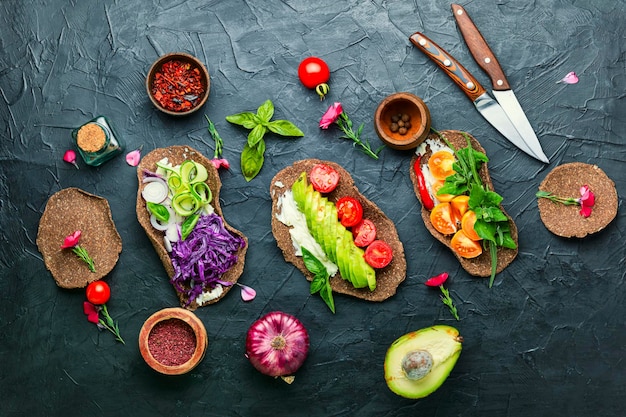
top-left (146, 53), bottom-right (210, 116)
top-left (139, 307), bottom-right (208, 375)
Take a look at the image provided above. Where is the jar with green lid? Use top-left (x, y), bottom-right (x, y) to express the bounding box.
top-left (71, 116), bottom-right (124, 166)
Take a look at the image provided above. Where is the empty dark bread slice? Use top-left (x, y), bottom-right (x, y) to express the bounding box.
top-left (409, 130), bottom-right (518, 277)
top-left (136, 146), bottom-right (248, 310)
top-left (37, 188), bottom-right (122, 288)
top-left (538, 162), bottom-right (617, 238)
top-left (270, 159), bottom-right (407, 302)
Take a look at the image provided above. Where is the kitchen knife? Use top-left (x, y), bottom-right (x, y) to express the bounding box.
top-left (410, 32), bottom-right (542, 162)
top-left (451, 4), bottom-right (549, 163)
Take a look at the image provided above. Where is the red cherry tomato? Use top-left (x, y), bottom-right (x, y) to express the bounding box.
top-left (298, 57), bottom-right (330, 99)
top-left (86, 281), bottom-right (111, 305)
top-left (364, 240), bottom-right (393, 269)
top-left (353, 219), bottom-right (377, 247)
top-left (309, 163), bottom-right (339, 193)
top-left (336, 196), bottom-right (363, 228)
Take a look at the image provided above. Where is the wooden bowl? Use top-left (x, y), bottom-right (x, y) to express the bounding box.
top-left (139, 307), bottom-right (208, 375)
top-left (374, 92), bottom-right (431, 150)
top-left (146, 53), bottom-right (210, 116)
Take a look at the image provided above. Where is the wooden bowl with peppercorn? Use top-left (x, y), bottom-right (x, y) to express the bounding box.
top-left (146, 52), bottom-right (210, 116)
top-left (138, 307), bottom-right (208, 375)
top-left (374, 92), bottom-right (431, 150)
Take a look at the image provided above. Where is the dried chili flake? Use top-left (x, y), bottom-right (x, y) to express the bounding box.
top-left (151, 60), bottom-right (205, 112)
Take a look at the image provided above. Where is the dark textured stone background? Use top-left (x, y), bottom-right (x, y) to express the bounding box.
top-left (1, 0), bottom-right (624, 416)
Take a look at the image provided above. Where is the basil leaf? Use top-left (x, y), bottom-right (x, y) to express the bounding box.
top-left (241, 142), bottom-right (264, 181)
top-left (256, 99), bottom-right (274, 123)
top-left (321, 281), bottom-right (336, 313)
top-left (146, 202), bottom-right (170, 223)
top-left (310, 275), bottom-right (326, 294)
top-left (225, 112), bottom-right (259, 129)
top-left (474, 219), bottom-right (496, 243)
top-left (180, 212), bottom-right (200, 240)
top-left (301, 246), bottom-right (326, 276)
top-left (267, 120), bottom-right (305, 137)
top-left (247, 124), bottom-right (267, 147)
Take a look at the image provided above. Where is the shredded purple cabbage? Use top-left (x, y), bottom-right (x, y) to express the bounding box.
top-left (170, 213), bottom-right (246, 305)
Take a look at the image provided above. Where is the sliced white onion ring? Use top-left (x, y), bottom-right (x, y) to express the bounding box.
top-left (150, 213), bottom-right (169, 231)
top-left (142, 179), bottom-right (169, 203)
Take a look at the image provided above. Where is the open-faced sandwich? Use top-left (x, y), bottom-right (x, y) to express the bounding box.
top-left (136, 146), bottom-right (248, 310)
top-left (270, 159), bottom-right (407, 310)
top-left (537, 162), bottom-right (618, 238)
top-left (409, 130), bottom-right (518, 286)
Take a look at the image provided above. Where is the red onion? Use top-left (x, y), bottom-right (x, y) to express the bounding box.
top-left (245, 311), bottom-right (309, 383)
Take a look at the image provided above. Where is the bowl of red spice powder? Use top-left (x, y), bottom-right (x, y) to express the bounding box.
top-left (146, 53), bottom-right (210, 116)
top-left (139, 307), bottom-right (208, 375)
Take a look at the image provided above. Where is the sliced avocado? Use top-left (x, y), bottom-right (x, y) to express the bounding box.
top-left (384, 325), bottom-right (463, 399)
top-left (291, 172), bottom-right (307, 209)
top-left (304, 184), bottom-right (314, 230)
top-left (335, 226), bottom-right (349, 281)
top-left (324, 202), bottom-right (338, 263)
top-left (347, 244), bottom-right (368, 288)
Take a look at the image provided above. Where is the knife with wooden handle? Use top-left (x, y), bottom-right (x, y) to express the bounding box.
top-left (451, 3), bottom-right (549, 163)
top-left (410, 31), bottom-right (541, 160)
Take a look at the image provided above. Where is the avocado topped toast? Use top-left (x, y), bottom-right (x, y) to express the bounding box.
top-left (270, 159), bottom-right (407, 302)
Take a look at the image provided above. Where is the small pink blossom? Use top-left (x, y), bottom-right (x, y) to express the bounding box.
top-left (83, 301), bottom-right (100, 324)
top-left (425, 272), bottom-right (449, 287)
top-left (61, 230), bottom-right (82, 249)
top-left (578, 185), bottom-right (595, 218)
top-left (125, 146), bottom-right (143, 167)
top-left (63, 150), bottom-right (79, 169)
top-left (319, 102), bottom-right (343, 129)
top-left (558, 71), bottom-right (579, 84)
top-left (211, 158), bottom-right (230, 170)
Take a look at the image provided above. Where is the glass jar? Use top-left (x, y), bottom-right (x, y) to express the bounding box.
top-left (71, 116), bottom-right (124, 166)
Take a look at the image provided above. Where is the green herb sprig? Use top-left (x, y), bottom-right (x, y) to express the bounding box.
top-left (226, 100), bottom-right (304, 181)
top-left (301, 246), bottom-right (335, 313)
top-left (335, 112), bottom-right (384, 160)
top-left (434, 130), bottom-right (517, 288)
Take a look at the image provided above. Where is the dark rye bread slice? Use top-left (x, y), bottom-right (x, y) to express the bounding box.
top-left (37, 188), bottom-right (123, 288)
top-left (409, 130), bottom-right (518, 277)
top-left (538, 162), bottom-right (618, 238)
top-left (136, 146), bottom-right (248, 310)
top-left (270, 159), bottom-right (407, 302)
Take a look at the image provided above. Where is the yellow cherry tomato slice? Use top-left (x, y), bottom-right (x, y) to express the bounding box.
top-left (428, 150), bottom-right (456, 181)
top-left (450, 195), bottom-right (470, 224)
top-left (451, 230), bottom-right (483, 258)
top-left (429, 202), bottom-right (457, 235)
top-left (461, 210), bottom-right (482, 241)
top-left (432, 180), bottom-right (455, 203)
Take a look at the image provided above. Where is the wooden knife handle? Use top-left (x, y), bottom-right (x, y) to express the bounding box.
top-left (409, 32), bottom-right (486, 102)
top-left (451, 4), bottom-right (511, 91)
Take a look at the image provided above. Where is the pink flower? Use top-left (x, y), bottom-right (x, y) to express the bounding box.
top-left (578, 185), bottom-right (595, 218)
top-left (61, 230), bottom-right (81, 249)
top-left (425, 272), bottom-right (449, 287)
top-left (558, 71), bottom-right (579, 84)
top-left (239, 284), bottom-right (256, 302)
top-left (63, 150), bottom-right (79, 169)
top-left (125, 146), bottom-right (143, 167)
top-left (319, 102), bottom-right (343, 129)
top-left (83, 301), bottom-right (100, 324)
top-left (211, 158), bottom-right (230, 170)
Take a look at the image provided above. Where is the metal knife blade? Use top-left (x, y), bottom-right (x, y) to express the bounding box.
top-left (409, 32), bottom-right (541, 160)
top-left (451, 4), bottom-right (549, 163)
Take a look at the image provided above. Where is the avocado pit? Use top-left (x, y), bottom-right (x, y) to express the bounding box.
top-left (401, 349), bottom-right (433, 380)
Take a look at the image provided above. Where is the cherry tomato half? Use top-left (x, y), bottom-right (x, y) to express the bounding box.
top-left (450, 195), bottom-right (470, 224)
top-left (428, 150), bottom-right (456, 181)
top-left (86, 281), bottom-right (111, 305)
top-left (364, 240), bottom-right (393, 269)
top-left (298, 57), bottom-right (330, 99)
top-left (336, 196), bottom-right (363, 228)
top-left (450, 230), bottom-right (483, 259)
top-left (309, 163), bottom-right (340, 193)
top-left (461, 210), bottom-right (482, 241)
top-left (353, 219), bottom-right (377, 247)
top-left (430, 202), bottom-right (457, 235)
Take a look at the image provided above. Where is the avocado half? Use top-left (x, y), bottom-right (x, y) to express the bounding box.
top-left (384, 325), bottom-right (463, 399)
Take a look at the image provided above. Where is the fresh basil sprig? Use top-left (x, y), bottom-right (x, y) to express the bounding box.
top-left (226, 100), bottom-right (304, 181)
top-left (435, 130), bottom-right (517, 288)
top-left (301, 246), bottom-right (335, 313)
